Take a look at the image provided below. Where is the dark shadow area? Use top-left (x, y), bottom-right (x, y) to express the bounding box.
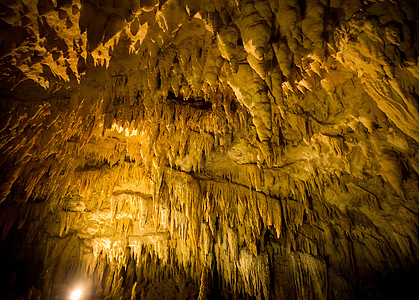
top-left (0, 224), bottom-right (43, 299)
top-left (354, 267), bottom-right (419, 299)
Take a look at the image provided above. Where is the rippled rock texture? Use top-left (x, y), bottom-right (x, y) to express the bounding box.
top-left (0, 0), bottom-right (418, 299)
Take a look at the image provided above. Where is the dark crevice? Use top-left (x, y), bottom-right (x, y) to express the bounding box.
top-left (166, 91), bottom-right (212, 110)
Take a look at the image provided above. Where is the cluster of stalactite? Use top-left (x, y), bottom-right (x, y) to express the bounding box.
top-left (0, 0), bottom-right (418, 299)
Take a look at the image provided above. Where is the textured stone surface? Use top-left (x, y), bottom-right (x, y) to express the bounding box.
top-left (0, 0), bottom-right (418, 299)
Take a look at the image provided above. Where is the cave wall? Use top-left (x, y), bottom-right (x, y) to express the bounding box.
top-left (0, 0), bottom-right (418, 299)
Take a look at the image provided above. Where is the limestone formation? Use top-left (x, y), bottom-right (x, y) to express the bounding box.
top-left (0, 0), bottom-right (418, 299)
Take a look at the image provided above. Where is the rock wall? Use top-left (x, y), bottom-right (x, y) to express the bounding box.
top-left (0, 0), bottom-right (418, 299)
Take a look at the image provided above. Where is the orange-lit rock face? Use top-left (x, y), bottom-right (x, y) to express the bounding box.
top-left (0, 0), bottom-right (418, 299)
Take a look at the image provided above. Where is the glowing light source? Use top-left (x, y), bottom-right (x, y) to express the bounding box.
top-left (70, 288), bottom-right (82, 300)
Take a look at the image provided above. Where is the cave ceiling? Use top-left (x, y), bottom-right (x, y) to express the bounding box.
top-left (0, 0), bottom-right (418, 299)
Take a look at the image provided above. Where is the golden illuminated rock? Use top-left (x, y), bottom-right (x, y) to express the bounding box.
top-left (0, 0), bottom-right (418, 299)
